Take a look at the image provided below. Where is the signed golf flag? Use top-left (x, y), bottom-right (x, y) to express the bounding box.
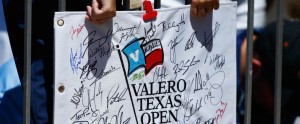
top-left (54, 2), bottom-right (237, 124)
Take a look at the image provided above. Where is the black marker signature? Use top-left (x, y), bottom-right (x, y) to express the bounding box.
top-left (158, 13), bottom-right (185, 32)
top-left (192, 70), bottom-right (208, 93)
top-left (70, 87), bottom-right (99, 121)
top-left (144, 21), bottom-right (156, 41)
top-left (185, 31), bottom-right (197, 51)
top-left (97, 105), bottom-right (131, 124)
top-left (114, 22), bottom-right (141, 43)
top-left (180, 81), bottom-right (203, 122)
top-left (107, 85), bottom-right (127, 108)
top-left (200, 22), bottom-right (221, 51)
top-left (183, 97), bottom-right (203, 121)
top-left (209, 54), bottom-right (225, 70)
top-left (80, 56), bottom-right (120, 82)
top-left (184, 97), bottom-right (202, 121)
top-left (80, 59), bottom-right (97, 80)
top-left (71, 81), bottom-right (84, 108)
top-left (82, 31), bottom-right (107, 59)
top-left (203, 71), bottom-right (225, 106)
top-left (192, 117), bottom-right (203, 124)
top-left (82, 23), bottom-right (140, 59)
top-left (173, 56), bottom-right (200, 79)
top-left (89, 66), bottom-right (121, 87)
top-left (168, 30), bottom-right (184, 64)
top-left (152, 66), bottom-right (168, 82)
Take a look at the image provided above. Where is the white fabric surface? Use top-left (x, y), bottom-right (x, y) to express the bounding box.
top-left (54, 2), bottom-right (237, 124)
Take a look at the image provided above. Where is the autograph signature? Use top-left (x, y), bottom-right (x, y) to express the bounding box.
top-left (107, 85), bottom-right (127, 108)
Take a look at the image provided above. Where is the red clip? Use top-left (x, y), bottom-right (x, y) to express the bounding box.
top-left (143, 0), bottom-right (157, 21)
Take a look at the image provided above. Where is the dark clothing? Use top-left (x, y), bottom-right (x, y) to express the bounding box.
top-left (254, 19), bottom-right (300, 123)
top-left (255, 20), bottom-right (300, 90)
top-left (3, 0), bottom-right (88, 123)
top-left (4, 1), bottom-right (57, 123)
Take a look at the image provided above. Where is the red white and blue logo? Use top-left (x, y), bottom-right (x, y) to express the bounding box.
top-left (122, 37), bottom-right (164, 76)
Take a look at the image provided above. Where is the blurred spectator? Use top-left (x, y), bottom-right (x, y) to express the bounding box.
top-left (253, 0), bottom-right (300, 123)
top-left (3, 0), bottom-right (97, 123)
top-left (3, 0), bottom-right (59, 123)
top-left (236, 0), bottom-right (267, 123)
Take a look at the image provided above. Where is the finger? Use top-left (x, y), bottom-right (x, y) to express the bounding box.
top-left (205, 1), bottom-right (213, 13)
top-left (91, 0), bottom-right (105, 19)
top-left (198, 7), bottom-right (206, 17)
top-left (197, 0), bottom-right (207, 17)
top-left (92, 0), bottom-right (116, 20)
top-left (190, 4), bottom-right (198, 17)
top-left (91, 0), bottom-right (113, 20)
top-left (97, 0), bottom-right (103, 7)
top-left (86, 6), bottom-right (93, 20)
top-left (85, 15), bottom-right (94, 24)
top-left (107, 0), bottom-right (116, 11)
top-left (91, 0), bottom-right (100, 10)
top-left (86, 6), bottom-right (99, 23)
top-left (213, 0), bottom-right (219, 10)
top-left (86, 6), bottom-right (99, 24)
top-left (85, 15), bottom-right (92, 23)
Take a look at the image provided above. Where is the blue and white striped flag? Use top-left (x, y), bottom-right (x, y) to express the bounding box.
top-left (0, 1), bottom-right (23, 123)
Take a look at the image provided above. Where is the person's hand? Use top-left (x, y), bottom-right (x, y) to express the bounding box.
top-left (190, 0), bottom-right (219, 17)
top-left (86, 0), bottom-right (116, 25)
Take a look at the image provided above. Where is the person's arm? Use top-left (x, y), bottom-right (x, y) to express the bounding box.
top-left (190, 0), bottom-right (219, 17)
top-left (86, 0), bottom-right (116, 25)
